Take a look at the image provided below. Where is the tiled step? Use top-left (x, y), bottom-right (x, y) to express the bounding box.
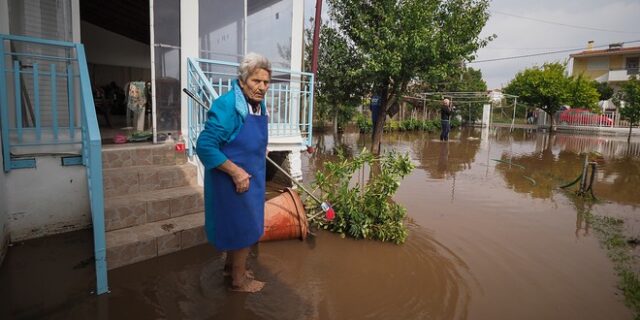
top-left (102, 143), bottom-right (187, 169)
top-left (105, 185), bottom-right (204, 232)
top-left (106, 212), bottom-right (206, 270)
top-left (103, 163), bottom-right (197, 198)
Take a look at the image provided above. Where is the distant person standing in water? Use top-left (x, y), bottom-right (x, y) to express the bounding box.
top-left (440, 98), bottom-right (453, 141)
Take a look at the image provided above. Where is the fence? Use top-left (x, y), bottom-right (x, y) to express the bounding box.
top-left (186, 58), bottom-right (314, 152)
top-left (536, 109), bottom-right (632, 130)
top-left (0, 34), bottom-right (107, 294)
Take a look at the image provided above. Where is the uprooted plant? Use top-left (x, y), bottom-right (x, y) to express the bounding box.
top-left (307, 149), bottom-right (414, 244)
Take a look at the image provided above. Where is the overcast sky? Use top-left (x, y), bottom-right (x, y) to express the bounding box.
top-left (304, 0), bottom-right (640, 90)
top-left (474, 0), bottom-right (640, 89)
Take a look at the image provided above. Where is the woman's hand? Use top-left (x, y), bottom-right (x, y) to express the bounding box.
top-left (217, 160), bottom-right (252, 193)
top-left (231, 168), bottom-right (251, 193)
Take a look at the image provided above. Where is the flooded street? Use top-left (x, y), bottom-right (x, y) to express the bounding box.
top-left (2, 127), bottom-right (639, 319)
top-left (300, 128), bottom-right (639, 319)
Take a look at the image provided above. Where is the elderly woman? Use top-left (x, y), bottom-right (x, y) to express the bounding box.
top-left (196, 53), bottom-right (270, 293)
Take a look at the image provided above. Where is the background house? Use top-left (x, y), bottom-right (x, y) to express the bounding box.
top-left (570, 42), bottom-right (640, 89)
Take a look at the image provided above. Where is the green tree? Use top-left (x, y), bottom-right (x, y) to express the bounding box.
top-left (448, 67), bottom-right (488, 124)
top-left (504, 62), bottom-right (570, 129)
top-left (305, 25), bottom-right (367, 135)
top-left (327, 0), bottom-right (492, 153)
top-left (613, 75), bottom-right (640, 143)
top-left (566, 74), bottom-right (600, 112)
top-left (595, 81), bottom-right (615, 101)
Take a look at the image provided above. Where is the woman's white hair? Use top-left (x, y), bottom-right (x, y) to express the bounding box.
top-left (239, 52), bottom-right (272, 82)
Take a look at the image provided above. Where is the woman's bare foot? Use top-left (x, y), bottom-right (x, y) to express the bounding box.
top-left (223, 266), bottom-right (254, 279)
top-left (230, 277), bottom-right (265, 293)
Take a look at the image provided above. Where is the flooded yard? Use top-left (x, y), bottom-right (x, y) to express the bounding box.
top-left (2, 127), bottom-right (639, 319)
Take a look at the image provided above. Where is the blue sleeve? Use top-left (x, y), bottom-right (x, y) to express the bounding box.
top-left (196, 98), bottom-right (235, 170)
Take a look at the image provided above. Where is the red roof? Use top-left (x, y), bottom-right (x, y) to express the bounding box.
top-left (570, 46), bottom-right (640, 58)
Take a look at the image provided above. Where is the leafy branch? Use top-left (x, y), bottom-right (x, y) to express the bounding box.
top-left (307, 149), bottom-right (414, 244)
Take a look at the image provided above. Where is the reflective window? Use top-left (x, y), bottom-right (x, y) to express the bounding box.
top-left (153, 0), bottom-right (181, 132)
top-left (247, 0), bottom-right (293, 69)
top-left (8, 0), bottom-right (73, 41)
top-left (199, 0), bottom-right (244, 63)
top-left (198, 0), bottom-right (293, 68)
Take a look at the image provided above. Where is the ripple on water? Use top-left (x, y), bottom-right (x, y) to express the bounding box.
top-left (216, 225), bottom-right (475, 320)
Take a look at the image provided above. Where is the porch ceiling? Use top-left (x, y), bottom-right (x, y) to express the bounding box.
top-left (80, 0), bottom-right (150, 45)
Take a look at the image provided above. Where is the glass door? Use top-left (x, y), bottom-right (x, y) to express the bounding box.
top-left (151, 0), bottom-right (181, 142)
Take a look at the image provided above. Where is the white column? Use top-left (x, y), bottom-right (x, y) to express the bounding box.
top-left (150, 0), bottom-right (157, 142)
top-left (180, 0), bottom-right (199, 138)
top-left (0, 0), bottom-right (10, 34)
top-left (243, 0), bottom-right (248, 55)
top-left (71, 0), bottom-right (81, 42)
top-left (290, 0), bottom-right (304, 72)
top-left (287, 151), bottom-right (303, 182)
top-left (289, 0), bottom-right (305, 135)
top-left (482, 104), bottom-right (491, 128)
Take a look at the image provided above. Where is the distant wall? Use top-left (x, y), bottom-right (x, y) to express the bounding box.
top-left (5, 156), bottom-right (91, 242)
top-left (81, 20), bottom-right (150, 69)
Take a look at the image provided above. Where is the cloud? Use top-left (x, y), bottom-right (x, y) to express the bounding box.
top-left (304, 0), bottom-right (640, 89)
top-left (475, 0), bottom-right (640, 88)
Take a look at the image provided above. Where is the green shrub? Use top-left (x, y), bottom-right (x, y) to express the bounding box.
top-left (309, 149), bottom-right (414, 244)
top-left (355, 113), bottom-right (373, 133)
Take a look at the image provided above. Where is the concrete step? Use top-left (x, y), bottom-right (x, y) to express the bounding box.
top-left (103, 163), bottom-right (197, 198)
top-left (102, 143), bottom-right (187, 169)
top-left (104, 185), bottom-right (204, 232)
top-left (106, 212), bottom-right (206, 270)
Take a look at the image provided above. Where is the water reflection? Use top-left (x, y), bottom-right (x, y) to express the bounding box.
top-left (414, 130), bottom-right (482, 179)
top-left (302, 127), bottom-right (636, 319)
top-left (569, 195), bottom-right (594, 240)
top-left (554, 134), bottom-right (640, 158)
top-left (492, 131), bottom-right (640, 206)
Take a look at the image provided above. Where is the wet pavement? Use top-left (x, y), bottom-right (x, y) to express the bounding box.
top-left (1, 127), bottom-right (639, 319)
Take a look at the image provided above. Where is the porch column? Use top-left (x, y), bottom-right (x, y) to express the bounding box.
top-left (288, 0), bottom-right (304, 142)
top-left (71, 0), bottom-right (80, 42)
top-left (0, 0), bottom-right (9, 34)
top-left (291, 0), bottom-right (304, 72)
top-left (180, 0), bottom-right (199, 138)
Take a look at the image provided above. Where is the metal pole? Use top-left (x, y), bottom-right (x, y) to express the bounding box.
top-left (266, 156), bottom-right (322, 204)
top-left (580, 154), bottom-right (589, 193)
top-left (311, 0), bottom-right (323, 77)
top-left (150, 0), bottom-right (158, 143)
top-left (510, 97), bottom-right (517, 132)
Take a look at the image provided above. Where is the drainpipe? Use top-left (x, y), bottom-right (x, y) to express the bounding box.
top-left (311, 0), bottom-right (323, 77)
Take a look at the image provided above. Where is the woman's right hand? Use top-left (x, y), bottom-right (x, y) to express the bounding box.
top-left (217, 160), bottom-right (252, 193)
top-left (231, 168), bottom-right (251, 193)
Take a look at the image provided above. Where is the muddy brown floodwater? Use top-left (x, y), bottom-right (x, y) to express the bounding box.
top-left (1, 127), bottom-right (639, 319)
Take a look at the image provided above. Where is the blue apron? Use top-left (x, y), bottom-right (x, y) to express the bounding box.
top-left (204, 113), bottom-right (268, 251)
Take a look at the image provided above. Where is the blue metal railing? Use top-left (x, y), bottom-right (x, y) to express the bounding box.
top-left (185, 57), bottom-right (314, 156)
top-left (186, 57), bottom-right (218, 157)
top-left (0, 34), bottom-right (108, 294)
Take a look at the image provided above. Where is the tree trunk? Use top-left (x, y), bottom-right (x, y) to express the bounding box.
top-left (371, 92), bottom-right (401, 154)
top-left (629, 124), bottom-right (633, 144)
top-left (547, 110), bottom-right (556, 132)
top-left (371, 101), bottom-right (388, 154)
top-left (333, 112), bottom-right (339, 136)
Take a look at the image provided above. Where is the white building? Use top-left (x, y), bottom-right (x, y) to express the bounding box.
top-left (0, 0), bottom-right (313, 294)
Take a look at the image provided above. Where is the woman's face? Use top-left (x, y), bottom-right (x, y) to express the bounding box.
top-left (240, 68), bottom-right (270, 104)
